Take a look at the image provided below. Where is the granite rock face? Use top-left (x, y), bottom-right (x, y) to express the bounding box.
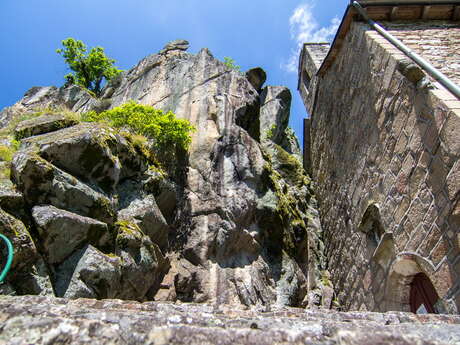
top-left (0, 41), bottom-right (324, 309)
top-left (32, 205), bottom-right (110, 264)
top-left (1, 295), bottom-right (460, 345)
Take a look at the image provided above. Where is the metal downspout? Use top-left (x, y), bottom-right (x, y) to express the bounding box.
top-left (352, 1), bottom-right (460, 99)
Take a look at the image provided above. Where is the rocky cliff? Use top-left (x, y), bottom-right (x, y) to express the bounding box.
top-left (0, 40), bottom-right (329, 308)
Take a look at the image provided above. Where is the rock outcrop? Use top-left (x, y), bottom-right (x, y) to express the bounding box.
top-left (0, 40), bottom-right (328, 309)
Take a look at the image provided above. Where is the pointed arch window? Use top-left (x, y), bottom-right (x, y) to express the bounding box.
top-left (358, 204), bottom-right (385, 257)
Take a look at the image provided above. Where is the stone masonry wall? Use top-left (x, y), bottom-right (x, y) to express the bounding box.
top-left (309, 21), bottom-right (460, 314)
top-left (299, 43), bottom-right (330, 115)
top-left (384, 21), bottom-right (460, 85)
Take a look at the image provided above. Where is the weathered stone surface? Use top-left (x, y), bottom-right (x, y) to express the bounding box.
top-left (32, 205), bottom-right (110, 264)
top-left (54, 245), bottom-right (121, 299)
top-left (20, 123), bottom-right (148, 192)
top-left (300, 21), bottom-right (460, 313)
top-left (0, 43), bottom-right (326, 310)
top-left (1, 295), bottom-right (460, 345)
top-left (0, 208), bottom-right (53, 296)
top-left (260, 86), bottom-right (291, 145)
top-left (0, 87), bottom-right (58, 128)
top-left (115, 222), bottom-right (170, 300)
top-left (0, 208), bottom-right (37, 271)
top-left (246, 67), bottom-right (267, 91)
top-left (118, 194), bottom-right (169, 250)
top-left (160, 39), bottom-right (190, 54)
top-left (0, 184), bottom-right (27, 223)
top-left (11, 150), bottom-right (115, 224)
top-left (54, 227), bottom-right (169, 301)
top-left (14, 114), bottom-right (78, 140)
top-left (0, 85), bottom-right (96, 128)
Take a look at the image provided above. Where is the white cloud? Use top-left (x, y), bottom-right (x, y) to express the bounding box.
top-left (282, 3), bottom-right (340, 73)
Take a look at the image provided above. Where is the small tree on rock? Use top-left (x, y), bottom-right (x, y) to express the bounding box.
top-left (223, 57), bottom-right (241, 72)
top-left (57, 38), bottom-right (121, 96)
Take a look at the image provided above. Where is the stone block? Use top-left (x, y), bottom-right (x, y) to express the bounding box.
top-left (430, 238), bottom-right (452, 268)
top-left (439, 110), bottom-right (460, 166)
top-left (417, 223), bottom-right (441, 257)
top-left (393, 196), bottom-right (410, 223)
top-left (427, 155), bottom-right (448, 195)
top-left (433, 261), bottom-right (455, 298)
top-left (446, 161), bottom-right (460, 201)
top-left (422, 123), bottom-right (440, 154)
top-left (405, 223), bottom-right (428, 252)
top-left (405, 198), bottom-right (425, 227)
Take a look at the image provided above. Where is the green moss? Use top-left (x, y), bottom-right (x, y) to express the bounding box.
top-left (28, 106), bottom-right (82, 123)
top-left (264, 124), bottom-right (277, 140)
top-left (0, 164), bottom-right (11, 181)
top-left (273, 144), bottom-right (306, 187)
top-left (116, 220), bottom-right (143, 235)
top-left (90, 197), bottom-right (115, 224)
top-left (320, 270), bottom-right (333, 288)
top-left (261, 149), bottom-right (311, 259)
top-left (115, 220), bottom-right (144, 248)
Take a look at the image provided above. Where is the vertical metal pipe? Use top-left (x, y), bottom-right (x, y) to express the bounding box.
top-left (352, 1), bottom-right (460, 99)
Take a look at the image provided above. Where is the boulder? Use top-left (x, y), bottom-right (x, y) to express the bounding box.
top-left (52, 225), bottom-right (170, 301)
top-left (32, 205), bottom-right (110, 264)
top-left (0, 208), bottom-right (37, 271)
top-left (9, 257), bottom-right (54, 296)
top-left (54, 245), bottom-right (121, 299)
top-left (160, 39), bottom-right (190, 54)
top-left (12, 151), bottom-right (115, 224)
top-left (14, 113), bottom-right (78, 140)
top-left (115, 221), bottom-right (170, 300)
top-left (0, 208), bottom-right (53, 295)
top-left (259, 86), bottom-right (291, 144)
top-left (118, 194), bottom-right (169, 250)
top-left (20, 123), bottom-right (148, 193)
top-left (245, 67), bottom-right (267, 91)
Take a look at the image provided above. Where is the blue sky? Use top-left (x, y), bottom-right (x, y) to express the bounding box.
top-left (0, 0), bottom-right (347, 144)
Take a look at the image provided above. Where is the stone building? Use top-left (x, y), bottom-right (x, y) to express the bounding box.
top-left (299, 0), bottom-right (460, 314)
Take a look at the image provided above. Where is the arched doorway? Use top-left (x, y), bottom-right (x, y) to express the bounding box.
top-left (384, 254), bottom-right (442, 314)
top-left (410, 272), bottom-right (440, 314)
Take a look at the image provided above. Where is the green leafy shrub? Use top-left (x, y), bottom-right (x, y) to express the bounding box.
top-left (82, 101), bottom-right (195, 152)
top-left (223, 57), bottom-right (241, 72)
top-left (57, 38), bottom-right (122, 96)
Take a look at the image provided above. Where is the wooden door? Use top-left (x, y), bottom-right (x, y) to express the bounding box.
top-left (410, 273), bottom-right (439, 314)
